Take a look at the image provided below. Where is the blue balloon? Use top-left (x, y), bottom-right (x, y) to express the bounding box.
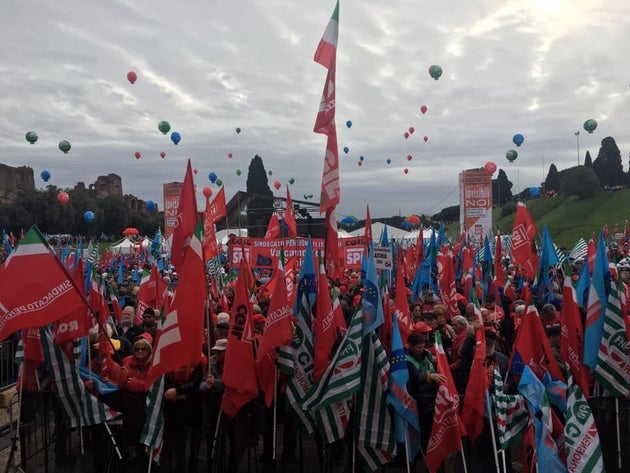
top-left (84, 210), bottom-right (95, 223)
top-left (41, 170), bottom-right (51, 182)
top-left (343, 146), bottom-right (349, 154)
top-left (146, 200), bottom-right (156, 212)
top-left (529, 187), bottom-right (540, 198)
top-left (359, 155), bottom-right (365, 161)
top-left (170, 131), bottom-right (181, 145)
top-left (386, 158), bottom-right (391, 164)
top-left (513, 133), bottom-right (524, 147)
top-left (208, 172), bottom-right (217, 183)
top-left (346, 120), bottom-right (352, 128)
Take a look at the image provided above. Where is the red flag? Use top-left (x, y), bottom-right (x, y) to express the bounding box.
top-left (586, 237), bottom-right (596, 273)
top-left (522, 421), bottom-right (536, 473)
top-left (256, 263), bottom-right (294, 407)
top-left (284, 256), bottom-right (297, 311)
top-left (461, 246), bottom-right (474, 298)
top-left (285, 186), bottom-right (297, 238)
top-left (136, 265), bottom-right (167, 324)
top-left (22, 327), bottom-right (44, 362)
top-left (170, 160), bottom-right (199, 272)
top-left (560, 275), bottom-right (590, 396)
top-left (89, 271), bottom-right (105, 318)
top-left (203, 196), bottom-right (219, 263)
top-left (222, 259), bottom-right (258, 416)
top-left (394, 260), bottom-right (412, 348)
top-left (437, 249), bottom-right (458, 318)
top-left (494, 233), bottom-right (506, 286)
top-left (148, 220), bottom-right (206, 386)
top-left (313, 260), bottom-right (346, 382)
top-left (364, 205), bottom-right (372, 250)
top-left (426, 331), bottom-right (464, 473)
top-left (54, 257), bottom-right (90, 343)
top-left (324, 208), bottom-right (340, 279)
top-left (510, 203), bottom-right (539, 280)
top-left (209, 186), bottom-right (227, 224)
top-left (508, 306), bottom-right (565, 382)
top-left (461, 326), bottom-right (487, 440)
top-left (264, 214), bottom-right (280, 239)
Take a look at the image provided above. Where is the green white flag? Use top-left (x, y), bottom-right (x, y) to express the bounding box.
top-left (491, 368), bottom-right (529, 450)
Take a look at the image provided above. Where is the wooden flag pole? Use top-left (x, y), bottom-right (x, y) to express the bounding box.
top-left (485, 391), bottom-right (501, 473)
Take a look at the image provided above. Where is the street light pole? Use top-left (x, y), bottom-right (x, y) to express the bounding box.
top-left (575, 131), bottom-right (580, 166)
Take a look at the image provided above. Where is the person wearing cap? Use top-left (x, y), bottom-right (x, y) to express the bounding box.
top-left (140, 307), bottom-right (158, 343)
top-left (405, 331), bottom-right (447, 464)
top-left (215, 312), bottom-right (230, 340)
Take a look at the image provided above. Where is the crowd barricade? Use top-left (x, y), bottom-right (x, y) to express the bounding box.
top-left (0, 339), bottom-right (18, 390)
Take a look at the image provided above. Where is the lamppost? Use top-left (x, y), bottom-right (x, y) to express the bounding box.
top-left (575, 131), bottom-right (580, 166)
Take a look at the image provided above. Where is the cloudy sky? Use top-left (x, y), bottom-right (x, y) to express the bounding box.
top-left (2, 0), bottom-right (630, 220)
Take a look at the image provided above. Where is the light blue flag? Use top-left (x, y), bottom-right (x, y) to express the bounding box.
top-left (574, 259), bottom-right (590, 307)
top-left (362, 250), bottom-right (384, 335)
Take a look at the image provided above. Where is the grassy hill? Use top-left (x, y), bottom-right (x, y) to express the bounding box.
top-left (446, 189), bottom-right (630, 249)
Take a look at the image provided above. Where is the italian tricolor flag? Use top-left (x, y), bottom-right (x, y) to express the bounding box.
top-left (314, 1), bottom-right (339, 68)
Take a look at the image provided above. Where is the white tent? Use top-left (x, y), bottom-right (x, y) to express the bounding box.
top-left (349, 222), bottom-right (411, 242)
top-left (404, 228), bottom-right (436, 242)
top-left (109, 237), bottom-right (139, 252)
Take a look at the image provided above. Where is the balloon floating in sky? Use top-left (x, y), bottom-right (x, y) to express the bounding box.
top-left (346, 120), bottom-right (352, 128)
top-left (404, 132), bottom-right (409, 139)
top-left (359, 155), bottom-right (365, 161)
top-left (227, 152), bottom-right (233, 158)
top-left (289, 177), bottom-right (295, 185)
top-left (134, 151), bottom-right (141, 159)
top-left (583, 119), bottom-right (598, 134)
top-left (423, 136), bottom-right (428, 142)
top-left (428, 65), bottom-right (443, 80)
top-left (84, 210), bottom-right (95, 223)
top-left (420, 105), bottom-right (427, 114)
top-left (202, 186), bottom-right (213, 198)
top-left (529, 187), bottom-right (541, 198)
top-left (193, 168), bottom-right (198, 174)
top-left (58, 140), bottom-right (71, 154)
top-left (506, 150), bottom-right (518, 162)
top-left (512, 133), bottom-right (524, 147)
top-left (303, 193), bottom-right (313, 200)
top-left (407, 155), bottom-right (412, 162)
top-left (127, 71), bottom-right (137, 84)
top-left (57, 191), bottom-right (69, 206)
top-left (273, 180), bottom-right (281, 190)
top-left (146, 200), bottom-right (156, 212)
top-left (160, 151), bottom-right (166, 159)
top-left (404, 168), bottom-right (409, 174)
top-left (216, 178), bottom-right (223, 186)
top-left (236, 169), bottom-right (242, 176)
top-left (340, 215), bottom-right (358, 225)
top-left (208, 172), bottom-right (217, 183)
top-left (170, 131), bottom-right (181, 145)
top-left (25, 131), bottom-right (38, 144)
top-left (386, 158), bottom-right (391, 165)
top-left (235, 127), bottom-right (241, 134)
top-left (268, 170), bottom-right (273, 176)
top-left (41, 170), bottom-right (51, 182)
top-left (158, 121), bottom-right (171, 135)
top-left (408, 127), bottom-right (415, 134)
top-left (343, 146), bottom-right (349, 154)
top-left (357, 161), bottom-right (363, 167)
top-left (483, 161), bottom-right (497, 175)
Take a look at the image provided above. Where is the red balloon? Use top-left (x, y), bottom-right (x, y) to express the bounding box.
top-left (57, 191), bottom-right (69, 205)
top-left (409, 127), bottom-right (415, 134)
top-left (484, 161), bottom-right (497, 175)
top-left (420, 105), bottom-right (428, 114)
top-left (193, 168), bottom-right (198, 174)
top-left (202, 186), bottom-right (213, 198)
top-left (358, 161), bottom-right (363, 166)
top-left (404, 168), bottom-right (409, 174)
top-left (160, 151), bottom-right (166, 159)
top-left (273, 180), bottom-right (281, 190)
top-left (134, 151), bottom-right (141, 159)
top-left (404, 132), bottom-right (410, 139)
top-left (127, 71), bottom-right (137, 84)
top-left (407, 155), bottom-right (412, 161)
top-left (227, 152), bottom-right (233, 158)
top-left (423, 136), bottom-right (429, 142)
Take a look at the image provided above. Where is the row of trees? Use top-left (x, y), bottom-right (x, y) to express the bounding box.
top-left (0, 185), bottom-right (160, 238)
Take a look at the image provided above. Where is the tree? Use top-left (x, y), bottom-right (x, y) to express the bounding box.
top-left (544, 164), bottom-right (561, 194)
top-left (560, 166), bottom-right (601, 199)
top-left (584, 151), bottom-right (593, 168)
top-left (246, 155), bottom-right (274, 237)
top-left (432, 205), bottom-right (459, 223)
top-left (593, 136), bottom-right (625, 187)
top-left (492, 169), bottom-right (513, 205)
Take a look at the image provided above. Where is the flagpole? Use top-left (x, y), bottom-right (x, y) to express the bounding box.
top-left (404, 425), bottom-right (411, 473)
top-left (273, 364), bottom-right (278, 462)
top-left (615, 398), bottom-right (622, 470)
top-left (211, 411), bottom-right (223, 462)
top-left (458, 439), bottom-right (469, 473)
top-left (485, 391), bottom-right (501, 473)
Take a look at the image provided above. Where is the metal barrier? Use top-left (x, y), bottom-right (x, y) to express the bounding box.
top-left (0, 339), bottom-right (18, 389)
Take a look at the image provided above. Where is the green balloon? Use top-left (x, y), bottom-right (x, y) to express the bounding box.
top-left (58, 140), bottom-right (71, 154)
top-left (158, 121), bottom-right (171, 135)
top-left (236, 169), bottom-right (241, 176)
top-left (506, 149), bottom-right (518, 162)
top-left (216, 178), bottom-right (223, 186)
top-left (235, 127), bottom-right (241, 134)
top-left (428, 64), bottom-right (443, 80)
top-left (583, 119), bottom-right (598, 134)
top-left (289, 177), bottom-right (295, 185)
top-left (268, 170), bottom-right (273, 176)
top-left (25, 131), bottom-right (38, 144)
